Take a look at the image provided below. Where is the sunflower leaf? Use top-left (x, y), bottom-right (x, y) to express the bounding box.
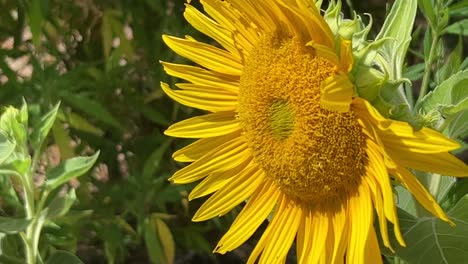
top-left (392, 194), bottom-right (468, 263)
top-left (419, 69), bottom-right (468, 138)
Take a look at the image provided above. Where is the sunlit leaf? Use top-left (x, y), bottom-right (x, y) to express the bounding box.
top-left (47, 189), bottom-right (77, 219)
top-left (393, 195), bottom-right (468, 263)
top-left (45, 152), bottom-right (99, 190)
top-left (0, 217), bottom-right (30, 234)
top-left (30, 102), bottom-right (60, 150)
top-left (443, 19), bottom-right (468, 35)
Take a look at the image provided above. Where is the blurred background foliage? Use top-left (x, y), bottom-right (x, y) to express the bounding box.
top-left (0, 0), bottom-right (466, 263)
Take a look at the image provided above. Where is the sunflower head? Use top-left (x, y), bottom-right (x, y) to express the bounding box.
top-left (160, 0), bottom-right (468, 263)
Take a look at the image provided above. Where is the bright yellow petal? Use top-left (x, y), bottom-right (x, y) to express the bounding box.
top-left (192, 166), bottom-right (264, 221)
top-left (161, 82), bottom-right (237, 112)
top-left (346, 182), bottom-right (373, 264)
top-left (228, 0), bottom-right (277, 32)
top-left (169, 137), bottom-right (249, 183)
top-left (215, 179), bottom-right (280, 253)
top-left (184, 4), bottom-right (242, 59)
top-left (295, 0), bottom-right (335, 48)
top-left (330, 205), bottom-right (347, 264)
top-left (297, 209), bottom-right (329, 264)
top-left (189, 158), bottom-right (252, 200)
top-left (172, 131), bottom-right (240, 162)
top-left (165, 111), bottom-right (239, 138)
top-left (364, 227), bottom-right (383, 264)
top-left (366, 140), bottom-right (406, 246)
top-left (200, 0), bottom-right (257, 52)
top-left (393, 166), bottom-right (452, 224)
top-left (320, 72), bottom-right (354, 112)
top-left (306, 41), bottom-right (340, 65)
top-left (161, 62), bottom-right (239, 93)
top-left (339, 39), bottom-right (353, 72)
top-left (296, 209), bottom-right (313, 263)
top-left (390, 150), bottom-right (468, 177)
top-left (364, 175), bottom-right (392, 250)
top-left (259, 197), bottom-right (301, 264)
top-left (354, 97), bottom-right (468, 176)
top-left (162, 35), bottom-right (243, 75)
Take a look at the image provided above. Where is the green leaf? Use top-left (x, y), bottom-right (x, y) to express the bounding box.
top-left (46, 250), bottom-right (84, 264)
top-left (440, 178), bottom-right (468, 210)
top-left (420, 70), bottom-right (468, 118)
top-left (443, 19), bottom-right (468, 35)
top-left (418, 0), bottom-right (436, 28)
top-left (371, 0), bottom-right (417, 121)
top-left (450, 6), bottom-right (468, 17)
top-left (57, 111), bottom-right (104, 136)
top-left (404, 63), bottom-right (425, 81)
top-left (51, 121), bottom-right (74, 160)
top-left (0, 131), bottom-right (16, 165)
top-left (0, 217), bottom-right (30, 234)
top-left (45, 152), bottom-right (99, 190)
top-left (393, 194), bottom-right (468, 263)
top-left (435, 38), bottom-right (463, 85)
top-left (28, 0), bottom-right (44, 47)
top-left (142, 140), bottom-right (171, 179)
top-left (144, 218), bottom-right (164, 264)
top-left (155, 218), bottom-right (175, 264)
top-left (450, 0), bottom-right (468, 17)
top-left (30, 102), bottom-right (60, 150)
top-left (445, 110), bottom-right (468, 139)
top-left (60, 92), bottom-right (122, 130)
top-left (47, 189), bottom-right (77, 219)
top-left (144, 218), bottom-right (175, 264)
top-left (0, 107), bottom-right (28, 151)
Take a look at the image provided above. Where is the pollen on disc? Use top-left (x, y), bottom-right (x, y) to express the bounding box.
top-left (238, 32), bottom-right (368, 203)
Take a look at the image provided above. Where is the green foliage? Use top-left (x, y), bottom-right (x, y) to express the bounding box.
top-left (0, 102), bottom-right (98, 263)
top-left (0, 0), bottom-right (466, 263)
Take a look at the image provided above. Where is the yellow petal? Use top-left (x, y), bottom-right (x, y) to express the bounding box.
top-left (165, 111), bottom-right (239, 138)
top-left (330, 205), bottom-right (347, 264)
top-left (215, 179), bottom-right (280, 253)
top-left (228, 0), bottom-right (277, 32)
top-left (184, 4), bottom-right (241, 59)
top-left (161, 82), bottom-right (237, 112)
top-left (200, 0), bottom-right (256, 52)
top-left (364, 227), bottom-right (383, 264)
top-left (259, 197), bottom-right (301, 264)
top-left (169, 137), bottom-right (249, 183)
top-left (297, 210), bottom-right (329, 264)
top-left (188, 157), bottom-right (252, 200)
top-left (320, 72), bottom-right (354, 112)
top-left (172, 132), bottom-right (240, 162)
top-left (393, 166), bottom-right (452, 224)
top-left (306, 41), bottom-right (340, 65)
top-left (296, 209), bottom-right (313, 263)
top-left (389, 149), bottom-right (468, 177)
top-left (354, 97), bottom-right (468, 176)
top-left (160, 62), bottom-right (239, 93)
top-left (339, 39), bottom-right (353, 72)
top-left (162, 35), bottom-right (243, 75)
top-left (294, 0), bottom-right (335, 48)
top-left (347, 182), bottom-right (373, 264)
top-left (192, 166), bottom-right (264, 221)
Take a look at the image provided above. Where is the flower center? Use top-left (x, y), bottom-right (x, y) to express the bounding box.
top-left (269, 100), bottom-right (294, 140)
top-left (238, 32), bottom-right (368, 203)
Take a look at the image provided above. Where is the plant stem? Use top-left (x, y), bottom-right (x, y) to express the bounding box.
top-left (22, 182), bottom-right (37, 264)
top-left (416, 30), bottom-right (439, 107)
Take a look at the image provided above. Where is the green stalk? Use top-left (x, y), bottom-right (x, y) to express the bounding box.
top-left (22, 150), bottom-right (49, 264)
top-left (416, 30), bottom-right (439, 106)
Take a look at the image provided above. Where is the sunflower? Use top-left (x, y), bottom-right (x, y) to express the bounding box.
top-left (160, 0), bottom-right (468, 263)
